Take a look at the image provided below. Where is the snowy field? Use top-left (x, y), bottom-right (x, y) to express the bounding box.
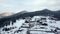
top-left (0, 19), bottom-right (60, 34)
top-left (0, 19), bottom-right (25, 34)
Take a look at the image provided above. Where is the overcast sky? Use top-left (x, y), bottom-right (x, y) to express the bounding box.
top-left (0, 0), bottom-right (60, 13)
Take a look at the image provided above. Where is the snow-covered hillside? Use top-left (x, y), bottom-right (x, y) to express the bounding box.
top-left (0, 16), bottom-right (60, 34)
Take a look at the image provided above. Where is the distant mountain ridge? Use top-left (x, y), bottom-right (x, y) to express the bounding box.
top-left (0, 9), bottom-right (60, 21)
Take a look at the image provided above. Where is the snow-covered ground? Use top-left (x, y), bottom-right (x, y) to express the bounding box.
top-left (0, 19), bottom-right (60, 34)
top-left (0, 19), bottom-right (25, 34)
top-left (55, 21), bottom-right (60, 28)
top-left (13, 19), bottom-right (25, 28)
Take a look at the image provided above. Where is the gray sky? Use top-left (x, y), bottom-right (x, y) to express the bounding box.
top-left (0, 0), bottom-right (60, 13)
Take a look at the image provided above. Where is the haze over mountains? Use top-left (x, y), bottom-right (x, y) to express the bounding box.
top-left (0, 12), bottom-right (14, 18)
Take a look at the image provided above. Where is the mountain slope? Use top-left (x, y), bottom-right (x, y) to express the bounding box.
top-left (0, 9), bottom-right (60, 28)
